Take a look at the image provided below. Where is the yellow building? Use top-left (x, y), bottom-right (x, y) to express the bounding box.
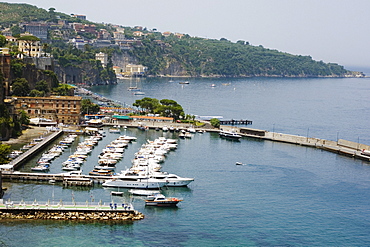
top-left (18, 37), bottom-right (42, 58)
top-left (12, 96), bottom-right (82, 125)
top-left (125, 64), bottom-right (147, 76)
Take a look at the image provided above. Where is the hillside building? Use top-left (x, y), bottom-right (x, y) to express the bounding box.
top-left (125, 64), bottom-right (147, 76)
top-left (95, 52), bottom-right (108, 67)
top-left (12, 96), bottom-right (82, 125)
top-left (23, 23), bottom-right (48, 40)
top-left (18, 35), bottom-right (42, 58)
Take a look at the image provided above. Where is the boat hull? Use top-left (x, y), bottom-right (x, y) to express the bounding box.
top-left (145, 200), bottom-right (181, 207)
top-left (102, 179), bottom-right (167, 189)
top-left (166, 179), bottom-right (194, 187)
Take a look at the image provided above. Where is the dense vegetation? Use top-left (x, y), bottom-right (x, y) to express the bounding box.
top-left (133, 97), bottom-right (185, 120)
top-left (0, 2), bottom-right (101, 28)
top-left (131, 34), bottom-right (351, 77)
top-left (81, 99), bottom-right (100, 115)
top-left (0, 2), bottom-right (358, 78)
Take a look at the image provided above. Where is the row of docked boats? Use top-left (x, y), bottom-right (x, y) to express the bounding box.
top-left (62, 134), bottom-right (104, 171)
top-left (31, 134), bottom-right (79, 172)
top-left (102, 136), bottom-right (194, 190)
top-left (89, 135), bottom-right (137, 176)
top-left (20, 137), bottom-right (44, 151)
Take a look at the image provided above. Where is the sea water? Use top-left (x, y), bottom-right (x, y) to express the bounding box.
top-left (1, 77), bottom-right (370, 246)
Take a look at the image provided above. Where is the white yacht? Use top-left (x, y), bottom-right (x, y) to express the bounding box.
top-left (148, 172), bottom-right (194, 187)
top-left (102, 170), bottom-right (167, 189)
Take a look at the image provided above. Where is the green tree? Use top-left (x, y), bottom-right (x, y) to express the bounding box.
top-left (51, 84), bottom-right (73, 96)
top-left (12, 78), bottom-right (30, 96)
top-left (210, 118), bottom-right (220, 128)
top-left (10, 25), bottom-right (21, 36)
top-left (133, 97), bottom-right (184, 120)
top-left (10, 59), bottom-right (24, 78)
top-left (0, 104), bottom-right (14, 140)
top-left (0, 35), bottom-right (6, 47)
top-left (133, 97), bottom-right (160, 113)
top-left (81, 99), bottom-right (100, 115)
top-left (18, 110), bottom-right (30, 126)
top-left (29, 89), bottom-right (45, 97)
top-left (35, 80), bottom-right (49, 94)
top-left (0, 143), bottom-right (11, 164)
top-left (158, 99), bottom-right (184, 120)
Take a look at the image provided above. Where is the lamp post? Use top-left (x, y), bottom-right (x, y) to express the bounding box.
top-left (272, 124), bottom-right (275, 139)
top-left (337, 131), bottom-right (339, 144)
top-left (357, 137), bottom-right (360, 151)
top-left (306, 128), bottom-right (309, 142)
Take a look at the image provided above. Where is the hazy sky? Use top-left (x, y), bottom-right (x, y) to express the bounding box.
top-left (4, 0), bottom-right (370, 69)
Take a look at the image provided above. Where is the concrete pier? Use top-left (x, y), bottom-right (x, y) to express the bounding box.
top-left (1, 172), bottom-right (112, 186)
top-left (234, 126), bottom-right (370, 162)
top-left (5, 130), bottom-right (63, 170)
top-left (0, 200), bottom-right (144, 221)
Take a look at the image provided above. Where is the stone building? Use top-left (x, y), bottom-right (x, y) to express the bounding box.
top-left (12, 96), bottom-right (82, 125)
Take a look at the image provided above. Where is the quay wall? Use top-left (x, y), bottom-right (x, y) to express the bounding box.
top-left (107, 121), bottom-right (370, 161)
top-left (0, 207), bottom-right (144, 221)
top-left (6, 130), bottom-right (63, 170)
top-left (230, 126), bottom-right (370, 162)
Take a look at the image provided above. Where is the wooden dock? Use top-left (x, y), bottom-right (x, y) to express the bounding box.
top-left (219, 119), bottom-right (252, 125)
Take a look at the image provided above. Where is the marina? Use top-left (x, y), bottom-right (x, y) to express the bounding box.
top-left (1, 77), bottom-right (370, 246)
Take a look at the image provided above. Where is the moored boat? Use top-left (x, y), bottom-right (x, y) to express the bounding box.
top-left (109, 128), bottom-right (120, 133)
top-left (145, 194), bottom-right (183, 207)
top-left (128, 189), bottom-right (161, 196)
top-left (111, 191), bottom-right (124, 196)
top-left (148, 172), bottom-right (194, 187)
top-left (89, 169), bottom-right (114, 176)
top-left (102, 170), bottom-right (167, 189)
top-left (219, 130), bottom-right (242, 140)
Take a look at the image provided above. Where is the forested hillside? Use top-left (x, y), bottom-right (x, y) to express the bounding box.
top-left (0, 2), bottom-right (361, 78)
top-left (132, 35), bottom-right (353, 77)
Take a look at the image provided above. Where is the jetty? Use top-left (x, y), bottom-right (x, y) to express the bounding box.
top-left (3, 130), bottom-right (63, 171)
top-left (231, 126), bottom-right (370, 162)
top-left (219, 119), bottom-right (252, 125)
top-left (0, 200), bottom-right (144, 221)
top-left (1, 171), bottom-right (112, 186)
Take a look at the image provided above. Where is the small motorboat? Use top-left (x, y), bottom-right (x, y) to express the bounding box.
top-left (111, 191), bottom-right (124, 196)
top-left (134, 91), bottom-right (145, 95)
top-left (109, 128), bottom-right (120, 133)
top-left (145, 194), bottom-right (183, 207)
top-left (89, 169), bottom-right (114, 176)
top-left (219, 130), bottom-right (242, 140)
top-left (31, 164), bottom-right (50, 172)
top-left (128, 189), bottom-right (161, 196)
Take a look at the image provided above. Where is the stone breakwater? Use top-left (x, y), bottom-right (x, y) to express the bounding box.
top-left (0, 209), bottom-right (144, 221)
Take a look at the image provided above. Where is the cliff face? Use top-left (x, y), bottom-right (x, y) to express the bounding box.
top-left (54, 60), bottom-right (117, 86)
top-left (21, 64), bottom-right (57, 89)
top-left (161, 58), bottom-right (189, 76)
top-left (54, 61), bottom-right (101, 85)
top-left (111, 52), bottom-right (138, 69)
